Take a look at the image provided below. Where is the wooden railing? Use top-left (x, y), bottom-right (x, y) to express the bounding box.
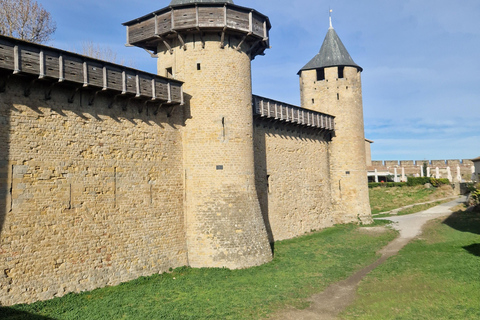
top-left (123, 3), bottom-right (270, 59)
top-left (252, 95), bottom-right (335, 131)
top-left (0, 35), bottom-right (183, 105)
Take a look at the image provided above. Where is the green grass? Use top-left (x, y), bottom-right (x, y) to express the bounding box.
top-left (369, 185), bottom-right (454, 214)
top-left (374, 199), bottom-right (454, 218)
top-left (341, 209), bottom-right (480, 320)
top-left (1, 224), bottom-right (397, 320)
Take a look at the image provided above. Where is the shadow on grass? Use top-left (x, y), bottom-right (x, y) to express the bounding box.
top-left (443, 209), bottom-right (480, 257)
top-left (0, 307), bottom-right (56, 320)
top-left (463, 244), bottom-right (480, 257)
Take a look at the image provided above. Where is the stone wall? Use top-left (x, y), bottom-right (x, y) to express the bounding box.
top-left (254, 122), bottom-right (333, 242)
top-left (0, 77), bottom-right (187, 306)
top-left (369, 159), bottom-right (474, 181)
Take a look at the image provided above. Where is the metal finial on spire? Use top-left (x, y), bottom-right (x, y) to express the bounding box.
top-left (329, 9), bottom-right (333, 29)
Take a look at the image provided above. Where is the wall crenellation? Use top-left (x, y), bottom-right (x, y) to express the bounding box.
top-left (371, 159), bottom-right (474, 167)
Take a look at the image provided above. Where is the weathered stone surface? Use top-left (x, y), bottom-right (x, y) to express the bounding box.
top-left (0, 77), bottom-right (187, 306)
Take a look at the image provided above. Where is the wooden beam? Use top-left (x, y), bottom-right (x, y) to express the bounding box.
top-left (220, 27), bottom-right (226, 49)
top-left (58, 54), bottom-right (64, 82)
top-left (263, 21), bottom-right (268, 40)
top-left (167, 81), bottom-right (172, 103)
top-left (39, 50), bottom-right (45, 79)
top-left (103, 66), bottom-right (107, 90)
top-left (235, 33), bottom-right (249, 51)
top-left (223, 5), bottom-right (227, 26)
top-left (195, 5), bottom-right (199, 27)
top-left (122, 70), bottom-right (127, 94)
top-left (151, 78), bottom-right (156, 100)
top-left (13, 45), bottom-right (20, 74)
top-left (83, 62), bottom-right (88, 87)
top-left (180, 85), bottom-right (184, 105)
top-left (177, 32), bottom-right (186, 50)
top-left (196, 27), bottom-right (205, 48)
top-left (249, 11), bottom-right (253, 34)
top-left (135, 74), bottom-right (140, 97)
top-left (155, 35), bottom-right (173, 54)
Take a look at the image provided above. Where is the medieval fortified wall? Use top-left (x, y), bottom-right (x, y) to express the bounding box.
top-left (0, 0), bottom-right (371, 305)
top-left (369, 159), bottom-right (475, 182)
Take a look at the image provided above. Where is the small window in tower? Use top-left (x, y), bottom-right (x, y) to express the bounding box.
top-left (312, 99), bottom-right (315, 104)
top-left (197, 63), bottom-right (201, 71)
top-left (316, 68), bottom-right (325, 81)
top-left (337, 93), bottom-right (340, 100)
top-left (166, 67), bottom-right (173, 78)
top-left (338, 66), bottom-right (344, 79)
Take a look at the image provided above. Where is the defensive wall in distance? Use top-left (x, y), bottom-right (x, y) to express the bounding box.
top-left (368, 159), bottom-right (474, 181)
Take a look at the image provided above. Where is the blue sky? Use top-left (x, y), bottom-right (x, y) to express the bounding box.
top-left (39, 0), bottom-right (480, 161)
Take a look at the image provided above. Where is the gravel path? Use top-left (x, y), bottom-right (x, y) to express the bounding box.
top-left (269, 196), bottom-right (466, 320)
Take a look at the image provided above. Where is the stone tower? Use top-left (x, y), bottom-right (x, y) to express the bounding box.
top-left (298, 21), bottom-right (372, 223)
top-left (124, 0), bottom-right (273, 268)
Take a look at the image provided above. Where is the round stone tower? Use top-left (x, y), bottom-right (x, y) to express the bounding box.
top-left (298, 21), bottom-right (372, 223)
top-left (124, 0), bottom-right (273, 268)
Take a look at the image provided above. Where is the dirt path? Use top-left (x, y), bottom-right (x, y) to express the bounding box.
top-left (269, 196), bottom-right (466, 320)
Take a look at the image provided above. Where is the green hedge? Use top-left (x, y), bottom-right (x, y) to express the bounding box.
top-left (405, 177), bottom-right (431, 186)
top-left (368, 182), bottom-right (407, 188)
top-left (370, 177), bottom-right (450, 189)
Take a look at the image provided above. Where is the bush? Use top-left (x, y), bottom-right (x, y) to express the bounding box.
top-left (468, 189), bottom-right (480, 207)
top-left (369, 182), bottom-right (406, 188)
top-left (406, 177), bottom-right (450, 187)
top-left (430, 178), bottom-right (450, 187)
top-left (406, 177), bottom-right (431, 186)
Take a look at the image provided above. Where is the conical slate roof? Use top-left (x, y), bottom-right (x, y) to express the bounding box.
top-left (170, 0), bottom-right (233, 5)
top-left (299, 27), bottom-right (362, 73)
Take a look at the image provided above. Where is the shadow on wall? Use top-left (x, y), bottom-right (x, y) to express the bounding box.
top-left (0, 76), bottom-right (186, 240)
top-left (0, 307), bottom-right (56, 319)
top-left (443, 209), bottom-right (480, 257)
top-left (253, 124), bottom-right (274, 249)
top-left (0, 72), bottom-right (10, 239)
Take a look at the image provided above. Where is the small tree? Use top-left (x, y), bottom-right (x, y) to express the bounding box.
top-left (0, 0), bottom-right (56, 43)
top-left (423, 161), bottom-right (428, 177)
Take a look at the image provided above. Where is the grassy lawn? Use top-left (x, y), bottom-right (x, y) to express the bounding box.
top-left (341, 207), bottom-right (480, 320)
top-left (374, 199), bottom-right (454, 218)
top-left (369, 185), bottom-right (454, 214)
top-left (1, 223), bottom-right (397, 320)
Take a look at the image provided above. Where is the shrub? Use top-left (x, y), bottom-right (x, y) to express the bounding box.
top-left (368, 182), bottom-right (406, 188)
top-left (468, 189), bottom-right (480, 207)
top-left (406, 177), bottom-right (431, 186)
top-left (405, 177), bottom-right (450, 187)
top-left (430, 178), bottom-right (450, 187)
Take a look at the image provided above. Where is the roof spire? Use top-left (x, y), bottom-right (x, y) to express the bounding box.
top-left (329, 8), bottom-right (333, 29)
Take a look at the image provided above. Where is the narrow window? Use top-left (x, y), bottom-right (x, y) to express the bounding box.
top-left (312, 99), bottom-right (315, 104)
top-left (221, 117), bottom-right (226, 141)
top-left (316, 68), bottom-right (325, 81)
top-left (197, 63), bottom-right (201, 71)
top-left (338, 66), bottom-right (344, 79)
top-left (337, 93), bottom-right (340, 100)
top-left (166, 67), bottom-right (173, 78)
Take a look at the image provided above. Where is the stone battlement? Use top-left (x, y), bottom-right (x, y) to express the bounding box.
top-left (371, 159), bottom-right (474, 167)
top-left (368, 159), bottom-right (475, 182)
